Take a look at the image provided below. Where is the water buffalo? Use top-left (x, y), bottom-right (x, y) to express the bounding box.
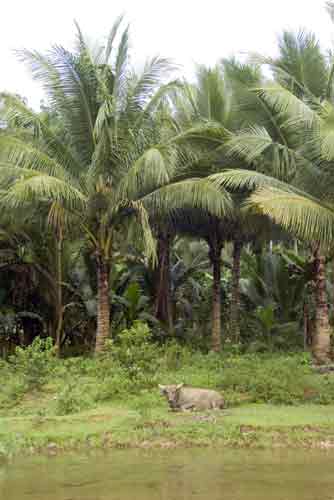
top-left (159, 384), bottom-right (225, 411)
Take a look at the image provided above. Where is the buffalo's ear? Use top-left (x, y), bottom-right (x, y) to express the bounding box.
top-left (176, 383), bottom-right (184, 391)
top-left (158, 384), bottom-right (166, 393)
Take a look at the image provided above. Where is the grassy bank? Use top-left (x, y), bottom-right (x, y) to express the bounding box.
top-left (2, 401), bottom-right (334, 457)
top-left (2, 330), bottom-right (334, 457)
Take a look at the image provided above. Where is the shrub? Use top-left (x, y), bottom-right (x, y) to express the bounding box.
top-left (107, 322), bottom-right (160, 390)
top-left (95, 366), bottom-right (133, 401)
top-left (130, 390), bottom-right (163, 420)
top-left (221, 354), bottom-right (316, 405)
top-left (161, 341), bottom-right (194, 371)
top-left (309, 374), bottom-right (334, 404)
top-left (61, 356), bottom-right (95, 375)
top-left (0, 378), bottom-right (27, 409)
top-left (56, 381), bottom-right (93, 415)
top-left (9, 337), bottom-right (55, 390)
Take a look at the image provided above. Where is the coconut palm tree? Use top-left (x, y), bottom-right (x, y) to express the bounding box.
top-left (0, 21), bottom-right (231, 353)
top-left (170, 62), bottom-right (273, 349)
top-left (223, 20), bottom-right (334, 363)
top-left (167, 65), bottom-right (236, 349)
top-left (210, 81), bottom-right (334, 363)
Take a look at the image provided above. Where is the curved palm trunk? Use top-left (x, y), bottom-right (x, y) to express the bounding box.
top-left (312, 248), bottom-right (331, 365)
top-left (95, 255), bottom-right (111, 354)
top-left (154, 231), bottom-right (173, 332)
top-left (209, 238), bottom-right (223, 352)
top-left (230, 240), bottom-right (242, 344)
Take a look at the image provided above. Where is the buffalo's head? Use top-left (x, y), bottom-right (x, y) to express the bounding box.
top-left (158, 384), bottom-right (184, 409)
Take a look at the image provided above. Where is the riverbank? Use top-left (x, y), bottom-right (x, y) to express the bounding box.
top-left (2, 402), bottom-right (334, 457)
top-left (3, 343), bottom-right (334, 457)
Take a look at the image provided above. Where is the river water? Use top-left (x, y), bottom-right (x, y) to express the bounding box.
top-left (1, 448), bottom-right (334, 499)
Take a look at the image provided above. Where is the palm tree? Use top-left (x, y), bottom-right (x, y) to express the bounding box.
top-left (1, 108), bottom-right (66, 351)
top-left (208, 22), bottom-right (334, 362)
top-left (230, 237), bottom-right (243, 343)
top-left (219, 21), bottom-right (334, 362)
top-left (231, 172), bottom-right (334, 364)
top-left (171, 62), bottom-right (271, 349)
top-left (168, 65), bottom-right (235, 349)
top-left (152, 225), bottom-right (174, 330)
top-left (163, 210), bottom-right (223, 350)
top-left (212, 124), bottom-right (334, 364)
top-left (0, 211), bottom-right (75, 346)
top-left (0, 21), bottom-right (231, 353)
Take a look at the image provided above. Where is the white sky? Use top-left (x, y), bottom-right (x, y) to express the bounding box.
top-left (1, 0), bottom-right (334, 109)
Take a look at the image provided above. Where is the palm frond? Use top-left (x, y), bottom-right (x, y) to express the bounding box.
top-left (142, 178), bottom-right (232, 218)
top-left (2, 174), bottom-right (87, 212)
top-left (225, 126), bottom-right (273, 163)
top-left (172, 80), bottom-right (199, 124)
top-left (172, 122), bottom-right (231, 148)
top-left (253, 85), bottom-right (316, 126)
top-left (112, 25), bottom-right (130, 120)
top-left (222, 57), bottom-right (265, 129)
top-left (1, 93), bottom-right (82, 175)
top-left (139, 79), bottom-right (182, 120)
top-left (93, 97), bottom-right (113, 141)
top-left (119, 145), bottom-right (177, 198)
top-left (0, 163), bottom-right (43, 188)
top-left (326, 55), bottom-right (334, 101)
top-left (317, 100), bottom-right (334, 161)
top-left (18, 45), bottom-right (99, 163)
top-left (16, 48), bottom-right (66, 105)
top-left (126, 57), bottom-right (176, 113)
top-left (223, 57), bottom-right (262, 89)
top-left (120, 200), bottom-right (157, 263)
top-left (252, 30), bottom-right (328, 101)
top-left (195, 64), bottom-right (230, 124)
top-left (0, 136), bottom-right (80, 187)
top-left (224, 127), bottom-right (314, 182)
top-left (74, 20), bottom-right (88, 54)
top-left (210, 168), bottom-right (296, 192)
top-left (246, 186), bottom-right (334, 245)
top-left (47, 201), bottom-right (74, 231)
top-left (105, 15), bottom-right (125, 64)
top-left (51, 45), bottom-right (97, 156)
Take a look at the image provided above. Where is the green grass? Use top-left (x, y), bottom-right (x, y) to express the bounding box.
top-left (3, 341), bottom-right (334, 457)
top-left (2, 399), bottom-right (334, 457)
top-left (225, 404), bottom-right (334, 427)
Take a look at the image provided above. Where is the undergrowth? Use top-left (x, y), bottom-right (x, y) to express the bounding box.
top-left (1, 322), bottom-right (334, 419)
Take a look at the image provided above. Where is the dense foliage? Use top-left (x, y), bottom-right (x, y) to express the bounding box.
top-left (1, 326), bottom-right (334, 421)
top-left (2, 7), bottom-right (334, 369)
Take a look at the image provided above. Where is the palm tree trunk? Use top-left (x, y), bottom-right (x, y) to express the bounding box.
top-left (230, 240), bottom-right (242, 344)
top-left (154, 231), bottom-right (173, 332)
top-left (209, 238), bottom-right (223, 352)
top-left (303, 302), bottom-right (308, 351)
top-left (95, 255), bottom-right (111, 354)
top-left (312, 247), bottom-right (331, 364)
top-left (55, 229), bottom-right (63, 355)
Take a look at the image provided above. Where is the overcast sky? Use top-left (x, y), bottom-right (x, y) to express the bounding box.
top-left (1, 0), bottom-right (334, 109)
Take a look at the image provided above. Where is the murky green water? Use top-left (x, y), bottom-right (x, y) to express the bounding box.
top-left (1, 448), bottom-right (334, 500)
